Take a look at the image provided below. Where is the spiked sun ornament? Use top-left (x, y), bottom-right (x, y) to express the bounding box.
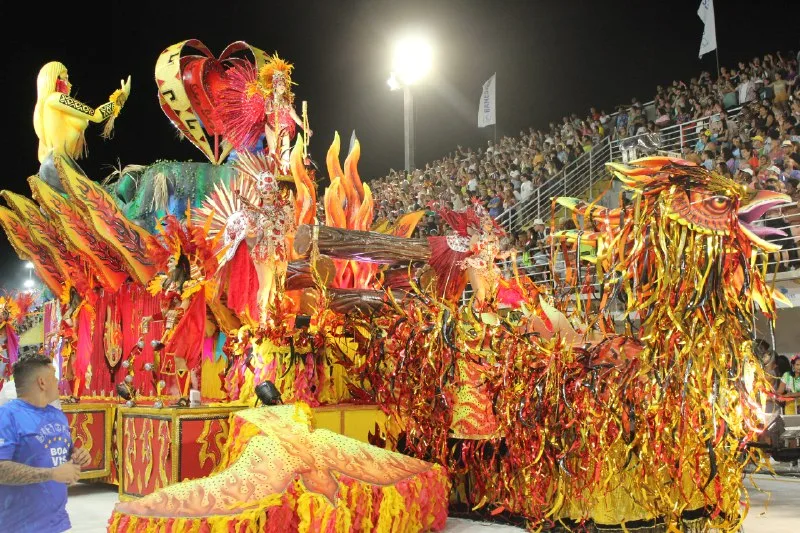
top-left (233, 150), bottom-right (294, 185)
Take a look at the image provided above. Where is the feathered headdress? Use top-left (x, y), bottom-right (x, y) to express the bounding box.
top-left (217, 63), bottom-right (268, 151)
top-left (436, 202), bottom-right (505, 238)
top-left (0, 294), bottom-right (22, 325)
top-left (259, 53), bottom-right (296, 93)
top-left (155, 213), bottom-right (219, 282)
top-left (468, 198), bottom-right (506, 237)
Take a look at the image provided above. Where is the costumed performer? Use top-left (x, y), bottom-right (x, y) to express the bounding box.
top-left (209, 152), bottom-right (298, 325)
top-left (219, 325), bottom-right (255, 402)
top-left (0, 296), bottom-right (23, 393)
top-left (147, 251), bottom-right (206, 403)
top-left (219, 54), bottom-right (311, 168)
top-left (427, 203), bottom-right (513, 304)
top-left (56, 286), bottom-right (94, 399)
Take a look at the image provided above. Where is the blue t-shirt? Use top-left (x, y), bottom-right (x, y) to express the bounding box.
top-left (0, 399), bottom-right (72, 532)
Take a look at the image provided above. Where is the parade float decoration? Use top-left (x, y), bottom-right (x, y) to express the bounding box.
top-left (345, 157), bottom-right (790, 531)
top-left (0, 37), bottom-right (789, 533)
top-left (0, 292), bottom-right (35, 391)
top-left (109, 403), bottom-right (449, 532)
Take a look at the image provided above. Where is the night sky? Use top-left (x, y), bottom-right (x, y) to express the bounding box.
top-left (2, 0), bottom-right (797, 290)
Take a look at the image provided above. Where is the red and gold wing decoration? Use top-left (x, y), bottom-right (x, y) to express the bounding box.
top-left (0, 206), bottom-right (64, 297)
top-left (29, 176), bottom-right (130, 291)
top-left (109, 404), bottom-right (449, 532)
top-left (1, 190), bottom-right (94, 293)
top-left (57, 159), bottom-right (161, 285)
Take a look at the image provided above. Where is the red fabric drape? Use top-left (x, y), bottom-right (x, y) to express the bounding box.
top-left (73, 306), bottom-right (94, 396)
top-left (226, 243), bottom-right (258, 319)
top-left (165, 291), bottom-right (206, 370)
top-left (4, 325), bottom-right (19, 367)
top-left (89, 293), bottom-right (112, 394)
top-left (116, 282), bottom-right (163, 396)
top-left (43, 300), bottom-right (59, 359)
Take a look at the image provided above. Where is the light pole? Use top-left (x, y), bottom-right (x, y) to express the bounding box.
top-left (388, 35), bottom-right (432, 174)
top-left (23, 261), bottom-right (35, 292)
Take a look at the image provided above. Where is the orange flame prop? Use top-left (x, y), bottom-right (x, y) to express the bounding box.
top-left (323, 132), bottom-right (376, 288)
top-left (289, 138), bottom-right (316, 260)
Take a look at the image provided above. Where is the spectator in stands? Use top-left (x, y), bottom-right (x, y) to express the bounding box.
top-left (700, 150), bottom-right (715, 170)
top-left (769, 72), bottom-right (794, 104)
top-left (530, 218), bottom-right (548, 253)
top-left (737, 73), bottom-right (758, 105)
top-left (736, 166), bottom-right (755, 186)
top-left (776, 355), bottom-right (800, 415)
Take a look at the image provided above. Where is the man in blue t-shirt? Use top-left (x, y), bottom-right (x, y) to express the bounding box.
top-left (0, 354), bottom-right (91, 532)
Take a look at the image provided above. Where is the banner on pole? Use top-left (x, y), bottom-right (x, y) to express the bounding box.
top-left (478, 73), bottom-right (496, 128)
top-left (697, 0), bottom-right (717, 58)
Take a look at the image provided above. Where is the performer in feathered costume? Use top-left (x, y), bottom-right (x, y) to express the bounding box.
top-left (219, 325), bottom-right (255, 402)
top-left (146, 215), bottom-right (218, 403)
top-left (427, 202), bottom-right (512, 304)
top-left (218, 53), bottom-right (311, 167)
top-left (200, 143), bottom-right (315, 326)
top-left (0, 293), bottom-right (33, 392)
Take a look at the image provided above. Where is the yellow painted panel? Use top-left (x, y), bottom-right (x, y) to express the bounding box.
top-left (343, 407), bottom-right (386, 443)
top-left (313, 410), bottom-right (342, 433)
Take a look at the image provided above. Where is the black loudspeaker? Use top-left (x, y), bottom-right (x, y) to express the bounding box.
top-left (294, 315), bottom-right (311, 329)
top-left (254, 381), bottom-right (283, 406)
top-left (116, 382), bottom-right (133, 401)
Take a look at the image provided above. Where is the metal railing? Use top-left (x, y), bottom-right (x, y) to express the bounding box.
top-left (495, 108), bottom-right (748, 235)
top-left (495, 136), bottom-right (614, 233)
top-left (610, 107), bottom-right (743, 162)
top-left (488, 206), bottom-right (800, 302)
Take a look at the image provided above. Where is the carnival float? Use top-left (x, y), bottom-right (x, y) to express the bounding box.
top-left (0, 38), bottom-right (790, 532)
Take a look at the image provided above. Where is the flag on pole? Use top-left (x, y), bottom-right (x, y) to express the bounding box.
top-left (478, 73), bottom-right (496, 128)
top-left (697, 0), bottom-right (717, 58)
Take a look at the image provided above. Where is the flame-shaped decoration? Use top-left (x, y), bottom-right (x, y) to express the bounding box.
top-left (323, 132), bottom-right (376, 288)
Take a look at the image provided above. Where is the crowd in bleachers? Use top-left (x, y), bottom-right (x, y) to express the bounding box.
top-left (370, 50), bottom-right (800, 273)
top-left (674, 52), bottom-right (800, 271)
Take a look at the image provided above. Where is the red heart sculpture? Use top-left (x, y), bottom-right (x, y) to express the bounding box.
top-left (157, 40), bottom-right (269, 163)
top-left (181, 56), bottom-right (226, 134)
top-left (180, 42), bottom-right (266, 136)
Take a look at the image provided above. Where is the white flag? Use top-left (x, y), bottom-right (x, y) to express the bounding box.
top-left (478, 73), bottom-right (496, 128)
top-left (697, 0), bottom-right (717, 58)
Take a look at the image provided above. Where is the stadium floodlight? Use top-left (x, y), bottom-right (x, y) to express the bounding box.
top-left (391, 36), bottom-right (433, 86)
top-left (388, 35), bottom-right (433, 172)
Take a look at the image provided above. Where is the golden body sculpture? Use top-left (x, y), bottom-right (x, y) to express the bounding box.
top-left (33, 61), bottom-right (130, 163)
